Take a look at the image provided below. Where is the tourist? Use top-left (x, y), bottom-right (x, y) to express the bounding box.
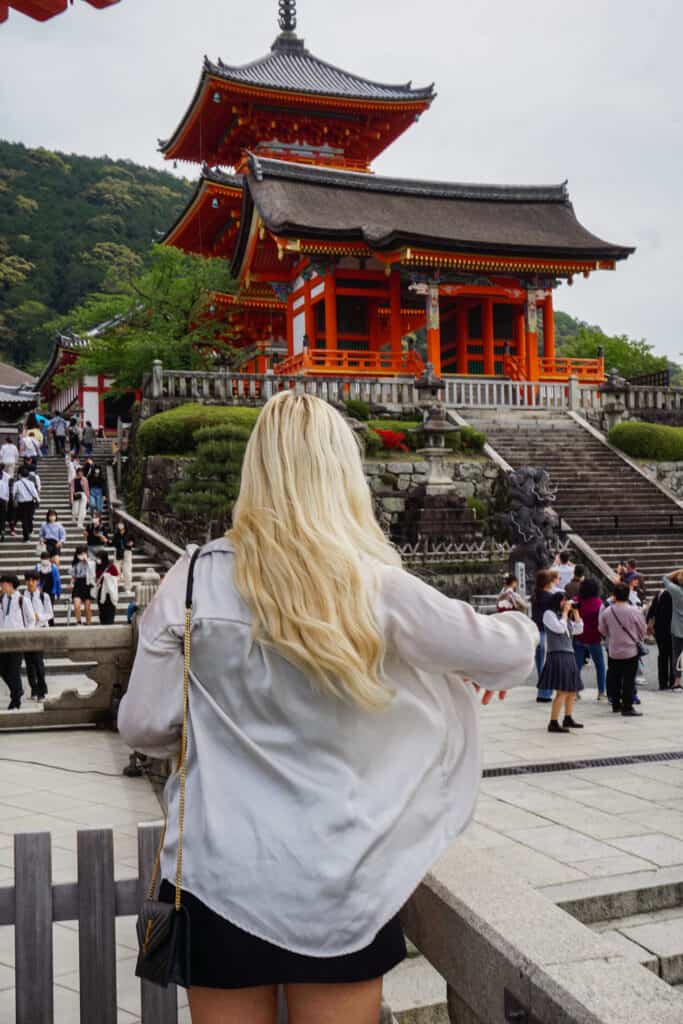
top-left (70, 546), bottom-right (95, 626)
top-left (82, 420), bottom-right (95, 457)
top-left (0, 573), bottom-right (36, 710)
top-left (647, 587), bottom-right (674, 690)
top-left (532, 570), bottom-right (556, 702)
top-left (539, 592), bottom-right (584, 732)
top-left (599, 583), bottom-right (647, 716)
top-left (85, 512), bottom-right (109, 557)
top-left (0, 467), bottom-right (12, 542)
top-left (39, 509), bottom-right (66, 564)
top-left (95, 551), bottom-right (119, 625)
top-left (549, 569), bottom-right (562, 592)
top-left (113, 520), bottom-right (135, 594)
top-left (573, 577), bottom-right (607, 700)
top-left (19, 430), bottom-right (40, 470)
top-left (66, 451), bottom-right (80, 486)
top-left (70, 467), bottom-right (90, 530)
top-left (14, 466), bottom-right (39, 543)
top-left (89, 462), bottom-right (106, 514)
top-left (0, 435), bottom-right (18, 477)
top-left (496, 574), bottom-right (528, 613)
top-left (37, 551), bottom-right (61, 617)
top-left (68, 419), bottom-right (81, 456)
top-left (661, 571), bottom-right (683, 691)
top-left (23, 571), bottom-right (51, 701)
top-left (565, 565), bottom-right (585, 601)
top-left (553, 551), bottom-right (575, 590)
top-left (118, 391), bottom-right (538, 1018)
top-left (81, 455), bottom-right (95, 482)
top-left (49, 414), bottom-right (67, 457)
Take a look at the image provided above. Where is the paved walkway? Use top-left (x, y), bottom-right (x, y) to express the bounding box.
top-left (1, 654), bottom-right (682, 1022)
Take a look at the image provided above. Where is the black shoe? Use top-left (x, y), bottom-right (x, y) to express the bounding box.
top-left (548, 719), bottom-right (570, 733)
top-left (7, 700), bottom-right (20, 710)
top-left (536, 697), bottom-right (552, 703)
top-left (612, 703), bottom-right (622, 713)
top-left (563, 716), bottom-right (584, 729)
top-left (621, 708), bottom-right (643, 717)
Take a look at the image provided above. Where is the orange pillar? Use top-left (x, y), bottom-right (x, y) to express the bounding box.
top-left (304, 279), bottom-right (315, 347)
top-left (286, 295), bottom-right (294, 358)
top-left (325, 268), bottom-right (338, 351)
top-left (515, 307), bottom-right (527, 370)
top-left (525, 290), bottom-right (539, 380)
top-left (456, 303), bottom-right (468, 375)
top-left (426, 282), bottom-right (441, 377)
top-left (390, 269), bottom-right (402, 360)
top-left (543, 293), bottom-right (555, 363)
top-left (483, 297), bottom-right (494, 376)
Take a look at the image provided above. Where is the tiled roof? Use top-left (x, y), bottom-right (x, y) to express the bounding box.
top-left (205, 33), bottom-right (435, 103)
top-left (240, 156), bottom-right (634, 263)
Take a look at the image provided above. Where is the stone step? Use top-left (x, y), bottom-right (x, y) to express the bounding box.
top-left (591, 906), bottom-right (683, 985)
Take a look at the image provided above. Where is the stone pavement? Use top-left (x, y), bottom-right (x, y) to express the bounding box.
top-left (0, 730), bottom-right (189, 1024)
top-left (1, 652), bottom-right (682, 1023)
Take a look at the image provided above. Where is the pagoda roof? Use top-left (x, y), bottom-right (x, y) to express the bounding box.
top-left (237, 155), bottom-right (634, 267)
top-left (204, 34), bottom-right (435, 104)
top-left (159, 28), bottom-right (434, 165)
top-left (161, 168), bottom-right (242, 253)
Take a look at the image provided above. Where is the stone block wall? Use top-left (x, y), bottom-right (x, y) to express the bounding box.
top-left (365, 457), bottom-right (501, 535)
top-left (641, 461), bottom-right (683, 499)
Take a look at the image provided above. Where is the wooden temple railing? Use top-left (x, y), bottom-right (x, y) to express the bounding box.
top-left (503, 354), bottom-right (605, 383)
top-left (275, 348), bottom-right (425, 377)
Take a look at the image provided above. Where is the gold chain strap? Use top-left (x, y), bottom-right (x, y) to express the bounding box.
top-left (146, 606), bottom-right (192, 909)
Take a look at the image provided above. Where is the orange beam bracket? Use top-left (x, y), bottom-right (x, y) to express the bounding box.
top-left (426, 282), bottom-right (441, 377)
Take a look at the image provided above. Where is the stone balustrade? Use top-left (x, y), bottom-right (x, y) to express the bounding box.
top-left (400, 843), bottom-right (682, 1023)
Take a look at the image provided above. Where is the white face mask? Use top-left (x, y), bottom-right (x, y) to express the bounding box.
top-left (79, 554), bottom-right (87, 562)
top-left (40, 561), bottom-right (50, 572)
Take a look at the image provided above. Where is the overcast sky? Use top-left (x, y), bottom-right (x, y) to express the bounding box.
top-left (2, 0), bottom-right (681, 359)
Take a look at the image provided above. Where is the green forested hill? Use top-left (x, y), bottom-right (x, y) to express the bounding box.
top-left (0, 140), bottom-right (193, 370)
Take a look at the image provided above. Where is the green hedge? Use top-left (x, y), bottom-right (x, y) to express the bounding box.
top-left (138, 404), bottom-right (261, 456)
top-left (608, 421), bottom-right (683, 461)
top-left (344, 399), bottom-right (370, 421)
top-left (368, 419), bottom-right (421, 450)
top-left (366, 420), bottom-right (486, 455)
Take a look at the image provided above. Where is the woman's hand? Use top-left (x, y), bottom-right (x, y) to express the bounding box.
top-left (469, 681), bottom-right (508, 704)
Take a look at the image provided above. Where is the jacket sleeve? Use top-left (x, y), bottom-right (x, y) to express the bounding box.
top-left (117, 552), bottom-right (190, 759)
top-left (381, 565), bottom-right (539, 691)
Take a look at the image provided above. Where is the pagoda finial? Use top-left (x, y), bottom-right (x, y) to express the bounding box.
top-left (278, 0), bottom-right (296, 32)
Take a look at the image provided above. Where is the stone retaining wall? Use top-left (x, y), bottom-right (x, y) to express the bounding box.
top-left (641, 460), bottom-right (683, 499)
top-left (366, 457), bottom-right (500, 530)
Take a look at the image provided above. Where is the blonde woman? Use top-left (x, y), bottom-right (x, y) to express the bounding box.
top-left (118, 392), bottom-right (537, 1024)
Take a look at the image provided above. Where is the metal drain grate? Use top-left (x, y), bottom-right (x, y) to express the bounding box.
top-left (483, 750), bottom-right (683, 779)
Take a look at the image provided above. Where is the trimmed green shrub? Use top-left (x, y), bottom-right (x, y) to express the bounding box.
top-left (457, 425), bottom-right (486, 452)
top-left (362, 428), bottom-right (383, 456)
top-left (609, 421), bottom-right (683, 461)
top-left (138, 404), bottom-right (261, 456)
top-left (344, 399), bottom-right (370, 421)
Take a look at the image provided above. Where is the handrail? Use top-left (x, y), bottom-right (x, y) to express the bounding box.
top-left (106, 465), bottom-right (184, 560)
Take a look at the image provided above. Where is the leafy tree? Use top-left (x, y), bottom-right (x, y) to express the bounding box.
top-left (0, 139), bottom-right (192, 367)
top-left (555, 311), bottom-right (668, 380)
top-left (54, 245), bottom-right (237, 393)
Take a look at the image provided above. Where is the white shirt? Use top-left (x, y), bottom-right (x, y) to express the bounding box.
top-left (24, 589), bottom-right (52, 627)
top-left (13, 477), bottom-right (39, 504)
top-left (0, 472), bottom-right (11, 502)
top-left (67, 459), bottom-right (80, 485)
top-left (555, 563), bottom-right (575, 589)
top-left (0, 592), bottom-right (36, 629)
top-left (0, 443), bottom-right (18, 466)
top-left (20, 435), bottom-right (40, 458)
top-left (119, 539), bottom-right (538, 957)
top-left (542, 610), bottom-right (584, 636)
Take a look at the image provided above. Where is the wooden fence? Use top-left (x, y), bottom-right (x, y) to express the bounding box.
top-left (0, 825), bottom-right (182, 1023)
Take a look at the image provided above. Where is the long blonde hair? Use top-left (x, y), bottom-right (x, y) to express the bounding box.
top-left (228, 390), bottom-right (401, 710)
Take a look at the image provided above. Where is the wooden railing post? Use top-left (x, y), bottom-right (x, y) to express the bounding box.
top-left (15, 833), bottom-right (54, 1024)
top-left (78, 829), bottom-right (117, 1024)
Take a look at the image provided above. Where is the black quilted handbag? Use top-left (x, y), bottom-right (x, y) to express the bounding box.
top-left (135, 547), bottom-right (200, 988)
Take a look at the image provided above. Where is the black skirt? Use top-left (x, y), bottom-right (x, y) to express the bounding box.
top-left (538, 650), bottom-right (584, 694)
top-left (72, 578), bottom-right (91, 602)
top-left (158, 879), bottom-right (406, 989)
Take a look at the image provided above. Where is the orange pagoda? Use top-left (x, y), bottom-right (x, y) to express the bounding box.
top-left (162, 0), bottom-right (633, 383)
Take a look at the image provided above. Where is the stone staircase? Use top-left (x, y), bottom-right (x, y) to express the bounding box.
top-left (466, 411), bottom-right (683, 595)
top-left (1, 440), bottom-right (166, 625)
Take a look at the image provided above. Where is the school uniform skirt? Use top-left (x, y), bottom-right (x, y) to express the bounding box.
top-left (158, 880), bottom-right (406, 989)
top-left (538, 651), bottom-right (584, 694)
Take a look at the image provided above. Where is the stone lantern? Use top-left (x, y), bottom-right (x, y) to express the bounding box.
top-left (413, 363), bottom-right (456, 494)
